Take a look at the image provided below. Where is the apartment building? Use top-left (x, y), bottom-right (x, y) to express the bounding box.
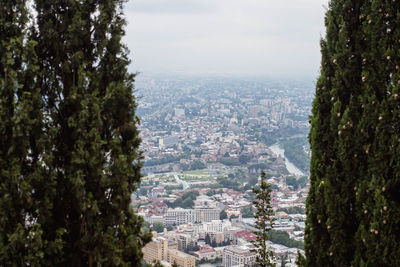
top-left (168, 249), bottom-right (196, 267)
top-left (142, 236), bottom-right (169, 264)
top-left (195, 207), bottom-right (220, 223)
top-left (223, 245), bottom-right (256, 267)
top-left (165, 208), bottom-right (200, 226)
top-left (142, 235), bottom-right (195, 267)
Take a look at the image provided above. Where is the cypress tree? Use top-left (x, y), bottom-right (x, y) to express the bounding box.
top-left (353, 1), bottom-right (400, 265)
top-left (305, 1), bottom-right (364, 265)
top-left (251, 171), bottom-right (275, 266)
top-left (305, 0), bottom-right (400, 266)
top-left (0, 1), bottom-right (47, 265)
top-left (0, 1), bottom-right (148, 264)
top-left (30, 0), bottom-right (149, 265)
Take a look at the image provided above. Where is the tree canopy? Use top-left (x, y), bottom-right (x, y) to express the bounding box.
top-left (305, 0), bottom-right (400, 266)
top-left (0, 0), bottom-right (150, 265)
top-left (251, 171), bottom-right (276, 266)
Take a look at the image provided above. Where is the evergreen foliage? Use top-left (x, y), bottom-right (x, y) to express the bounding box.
top-left (205, 233), bottom-right (211, 245)
top-left (268, 230), bottom-right (304, 250)
top-left (305, 0), bottom-right (400, 266)
top-left (164, 190), bottom-right (198, 209)
top-left (251, 171), bottom-right (276, 266)
top-left (286, 176), bottom-right (308, 191)
top-left (241, 206), bottom-right (254, 218)
top-left (0, 1), bottom-right (46, 264)
top-left (0, 0), bottom-right (150, 265)
top-left (152, 221), bottom-right (164, 233)
top-left (220, 210), bottom-right (228, 220)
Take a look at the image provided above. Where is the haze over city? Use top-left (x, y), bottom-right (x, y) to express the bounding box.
top-left (125, 0), bottom-right (330, 79)
top-left (4, 0), bottom-right (398, 266)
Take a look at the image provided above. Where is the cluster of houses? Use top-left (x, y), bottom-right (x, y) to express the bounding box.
top-left (139, 194), bottom-right (305, 266)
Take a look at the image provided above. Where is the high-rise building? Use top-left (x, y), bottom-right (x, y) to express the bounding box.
top-left (176, 233), bottom-right (192, 252)
top-left (142, 236), bottom-right (169, 264)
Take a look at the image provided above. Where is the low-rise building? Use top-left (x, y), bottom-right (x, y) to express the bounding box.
top-left (204, 219), bottom-right (231, 232)
top-left (207, 231), bottom-right (225, 244)
top-left (144, 215), bottom-right (165, 225)
top-left (156, 201), bottom-right (169, 213)
top-left (223, 226), bottom-right (242, 242)
top-left (165, 208), bottom-right (200, 226)
top-left (142, 234), bottom-right (196, 267)
top-left (193, 247), bottom-right (217, 261)
top-left (151, 187), bottom-right (166, 198)
top-left (168, 249), bottom-right (196, 267)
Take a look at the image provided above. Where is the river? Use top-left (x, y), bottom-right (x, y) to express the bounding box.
top-left (174, 173), bottom-right (190, 190)
top-left (269, 144), bottom-right (305, 176)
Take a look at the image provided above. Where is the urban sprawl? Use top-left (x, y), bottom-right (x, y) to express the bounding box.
top-left (133, 75), bottom-right (313, 267)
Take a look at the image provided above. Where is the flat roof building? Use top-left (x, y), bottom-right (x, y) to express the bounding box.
top-left (223, 245), bottom-right (256, 267)
top-left (168, 249), bottom-right (196, 267)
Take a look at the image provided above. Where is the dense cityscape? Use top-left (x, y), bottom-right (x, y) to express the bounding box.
top-left (133, 75), bottom-right (314, 267)
top-left (4, 0), bottom-right (400, 266)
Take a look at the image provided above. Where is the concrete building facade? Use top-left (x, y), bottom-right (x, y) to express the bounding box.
top-left (142, 236), bottom-right (169, 264)
top-left (222, 246), bottom-right (256, 267)
top-left (165, 208), bottom-right (200, 226)
top-left (168, 249), bottom-right (196, 267)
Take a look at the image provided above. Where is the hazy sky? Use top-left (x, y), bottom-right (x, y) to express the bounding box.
top-left (124, 0), bottom-right (329, 79)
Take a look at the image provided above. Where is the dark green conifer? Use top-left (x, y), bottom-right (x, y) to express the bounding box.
top-left (353, 0), bottom-right (400, 265)
top-left (0, 1), bottom-right (47, 265)
top-left (305, 1), bottom-right (364, 265)
top-left (251, 171), bottom-right (275, 266)
top-left (15, 0), bottom-right (149, 265)
top-left (305, 0), bottom-right (400, 266)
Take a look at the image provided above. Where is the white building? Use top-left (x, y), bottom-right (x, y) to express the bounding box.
top-left (164, 208), bottom-right (200, 226)
top-left (160, 136), bottom-right (179, 148)
top-left (195, 207), bottom-right (220, 223)
top-left (145, 215), bottom-right (165, 225)
top-left (151, 186), bottom-right (165, 198)
top-left (204, 220), bottom-right (231, 232)
top-left (194, 197), bottom-right (220, 223)
top-left (223, 245), bottom-right (257, 267)
top-left (174, 108), bottom-right (185, 117)
top-left (223, 226), bottom-right (242, 242)
top-left (192, 247), bottom-right (217, 261)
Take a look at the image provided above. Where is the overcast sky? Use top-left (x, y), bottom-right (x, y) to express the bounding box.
top-left (124, 0), bottom-right (329, 79)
